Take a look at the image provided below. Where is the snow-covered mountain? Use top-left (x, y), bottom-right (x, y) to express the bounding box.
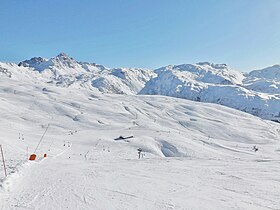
top-left (243, 78), bottom-right (280, 94)
top-left (153, 62), bottom-right (245, 85)
top-left (1, 54), bottom-right (280, 122)
top-left (243, 65), bottom-right (280, 94)
top-left (17, 53), bottom-right (155, 94)
top-left (248, 65), bottom-right (280, 80)
top-left (139, 62), bottom-right (280, 122)
top-left (91, 67), bottom-right (155, 94)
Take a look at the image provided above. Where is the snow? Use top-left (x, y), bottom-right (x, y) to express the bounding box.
top-left (140, 63), bottom-right (280, 122)
top-left (15, 53), bottom-right (155, 94)
top-left (0, 72), bottom-right (280, 209)
top-left (10, 54), bottom-right (280, 121)
top-left (154, 62), bottom-right (245, 85)
top-left (248, 65), bottom-right (280, 80)
top-left (243, 65), bottom-right (280, 94)
top-left (0, 54), bottom-right (280, 209)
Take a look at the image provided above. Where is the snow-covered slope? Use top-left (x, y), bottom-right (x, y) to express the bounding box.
top-left (248, 65), bottom-right (280, 80)
top-left (2, 55), bottom-right (280, 121)
top-left (243, 78), bottom-right (280, 94)
top-left (243, 65), bottom-right (280, 94)
top-left (154, 62), bottom-right (245, 85)
top-left (92, 68), bottom-right (155, 94)
top-left (0, 74), bottom-right (279, 209)
top-left (140, 62), bottom-right (280, 122)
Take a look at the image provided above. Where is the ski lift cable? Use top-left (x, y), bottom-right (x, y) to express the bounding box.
top-left (34, 124), bottom-right (50, 153)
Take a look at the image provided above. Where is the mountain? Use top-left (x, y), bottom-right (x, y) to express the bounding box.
top-left (139, 62), bottom-right (280, 122)
top-left (18, 57), bottom-right (48, 69)
top-left (247, 65), bottom-right (280, 80)
top-left (153, 62), bottom-right (245, 85)
top-left (243, 78), bottom-right (280, 94)
top-left (92, 68), bottom-right (156, 94)
top-left (243, 65), bottom-right (280, 94)
top-left (17, 53), bottom-right (155, 94)
top-left (1, 53), bottom-right (279, 121)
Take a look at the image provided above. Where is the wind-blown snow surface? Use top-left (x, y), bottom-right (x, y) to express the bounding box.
top-left (139, 62), bottom-right (280, 122)
top-left (0, 74), bottom-right (280, 209)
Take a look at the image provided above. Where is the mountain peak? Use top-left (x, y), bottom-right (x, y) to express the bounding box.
top-left (56, 52), bottom-right (70, 58)
top-left (54, 52), bottom-right (74, 61)
top-left (196, 62), bottom-right (228, 69)
top-left (18, 57), bottom-right (47, 68)
top-left (58, 52), bottom-right (67, 56)
top-left (49, 52), bottom-right (78, 69)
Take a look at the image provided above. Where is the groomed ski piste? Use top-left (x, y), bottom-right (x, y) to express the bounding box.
top-left (0, 76), bottom-right (280, 210)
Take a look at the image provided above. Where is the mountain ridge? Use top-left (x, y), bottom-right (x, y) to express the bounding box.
top-left (0, 53), bottom-right (279, 122)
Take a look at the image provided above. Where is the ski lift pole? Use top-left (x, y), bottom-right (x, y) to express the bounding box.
top-left (0, 145), bottom-right (7, 177)
top-left (27, 146), bottom-right (28, 160)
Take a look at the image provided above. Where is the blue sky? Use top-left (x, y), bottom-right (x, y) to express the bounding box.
top-left (0, 0), bottom-right (280, 71)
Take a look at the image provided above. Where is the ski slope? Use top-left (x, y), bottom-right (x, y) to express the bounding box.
top-left (0, 77), bottom-right (280, 210)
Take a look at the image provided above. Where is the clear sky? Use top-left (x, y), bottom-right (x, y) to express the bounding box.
top-left (0, 0), bottom-right (280, 71)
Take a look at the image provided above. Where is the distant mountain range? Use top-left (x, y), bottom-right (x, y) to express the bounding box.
top-left (0, 53), bottom-right (279, 122)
